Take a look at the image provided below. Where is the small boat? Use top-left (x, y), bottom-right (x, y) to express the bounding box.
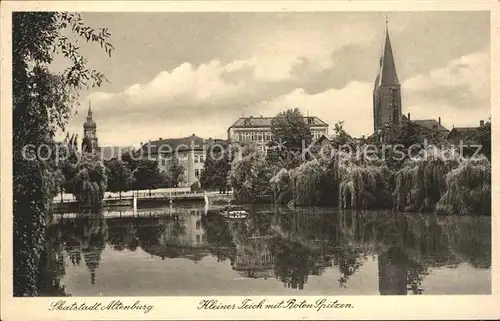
top-left (221, 206), bottom-right (248, 219)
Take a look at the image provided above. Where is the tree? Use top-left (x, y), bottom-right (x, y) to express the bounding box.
top-left (268, 108), bottom-right (313, 169)
top-left (383, 121), bottom-right (426, 169)
top-left (121, 151), bottom-right (141, 172)
top-left (57, 133), bottom-right (79, 201)
top-left (475, 120), bottom-right (491, 160)
top-left (169, 163), bottom-right (186, 188)
top-left (73, 155), bottom-right (108, 213)
top-left (105, 159), bottom-right (135, 198)
top-left (331, 121), bottom-right (355, 148)
top-left (13, 12), bottom-right (112, 296)
top-left (270, 108), bottom-right (312, 151)
top-left (201, 143), bottom-right (234, 193)
top-left (396, 122), bottom-right (425, 149)
top-left (158, 170), bottom-right (171, 188)
top-left (200, 145), bottom-right (220, 189)
top-left (228, 145), bottom-right (275, 203)
top-left (133, 159), bottom-right (163, 195)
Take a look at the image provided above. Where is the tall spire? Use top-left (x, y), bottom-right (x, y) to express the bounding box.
top-left (88, 101), bottom-right (92, 118)
top-left (378, 16), bottom-right (400, 86)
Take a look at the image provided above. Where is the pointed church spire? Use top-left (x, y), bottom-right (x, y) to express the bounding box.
top-left (88, 101), bottom-right (92, 118)
top-left (378, 16), bottom-right (400, 86)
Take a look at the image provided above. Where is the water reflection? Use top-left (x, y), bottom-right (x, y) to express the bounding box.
top-left (41, 206), bottom-right (491, 296)
top-left (40, 214), bottom-right (107, 296)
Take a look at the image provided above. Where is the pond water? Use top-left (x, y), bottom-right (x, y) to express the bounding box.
top-left (40, 204), bottom-right (491, 296)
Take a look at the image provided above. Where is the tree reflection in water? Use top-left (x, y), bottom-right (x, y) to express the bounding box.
top-left (39, 213), bottom-right (107, 296)
top-left (222, 207), bottom-right (490, 294)
top-left (41, 206), bottom-right (490, 295)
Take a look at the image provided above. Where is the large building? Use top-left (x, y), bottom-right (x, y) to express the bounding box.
top-left (138, 135), bottom-right (205, 187)
top-left (371, 22), bottom-right (450, 142)
top-left (138, 135), bottom-right (227, 187)
top-left (227, 116), bottom-right (329, 150)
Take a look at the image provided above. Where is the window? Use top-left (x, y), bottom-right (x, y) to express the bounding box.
top-left (196, 220), bottom-right (201, 230)
top-left (194, 155), bottom-right (199, 163)
top-left (196, 235), bottom-right (201, 243)
top-left (195, 169), bottom-right (200, 177)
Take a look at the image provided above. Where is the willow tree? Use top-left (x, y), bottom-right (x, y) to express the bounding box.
top-left (393, 147), bottom-right (460, 212)
top-left (289, 160), bottom-right (326, 207)
top-left (436, 156), bottom-right (491, 215)
top-left (269, 168), bottom-right (293, 205)
top-left (73, 155), bottom-right (108, 214)
top-left (13, 12), bottom-right (113, 296)
top-left (338, 161), bottom-right (393, 210)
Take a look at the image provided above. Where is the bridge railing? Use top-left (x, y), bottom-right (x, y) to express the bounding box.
top-left (53, 189), bottom-right (233, 203)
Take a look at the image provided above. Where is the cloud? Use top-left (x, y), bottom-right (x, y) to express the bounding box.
top-left (68, 52), bottom-right (347, 146)
top-left (119, 61), bottom-right (245, 107)
top-left (405, 102), bottom-right (489, 131)
top-left (61, 46), bottom-right (489, 147)
top-left (250, 81), bottom-right (374, 138)
top-left (403, 50), bottom-right (489, 110)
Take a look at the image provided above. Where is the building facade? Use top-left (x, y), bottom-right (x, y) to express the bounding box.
top-left (82, 102), bottom-right (99, 154)
top-left (138, 135), bottom-right (228, 187)
top-left (139, 134), bottom-right (206, 187)
top-left (227, 116), bottom-right (329, 151)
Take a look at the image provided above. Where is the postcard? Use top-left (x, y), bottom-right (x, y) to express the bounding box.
top-left (1, 1), bottom-right (499, 320)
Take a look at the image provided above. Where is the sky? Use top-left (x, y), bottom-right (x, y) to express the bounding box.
top-left (52, 11), bottom-right (490, 147)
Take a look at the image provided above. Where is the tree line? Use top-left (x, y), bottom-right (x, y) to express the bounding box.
top-left (58, 135), bottom-right (188, 199)
top-left (225, 108), bottom-right (492, 215)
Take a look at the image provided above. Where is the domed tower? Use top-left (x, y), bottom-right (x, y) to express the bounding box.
top-left (82, 101), bottom-right (99, 154)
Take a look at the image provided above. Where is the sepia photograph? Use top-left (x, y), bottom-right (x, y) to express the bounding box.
top-left (1, 1), bottom-right (498, 320)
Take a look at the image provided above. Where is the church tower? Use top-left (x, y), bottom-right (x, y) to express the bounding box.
top-left (373, 18), bottom-right (402, 133)
top-left (82, 102), bottom-right (99, 154)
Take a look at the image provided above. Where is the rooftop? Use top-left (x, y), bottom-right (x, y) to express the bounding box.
top-left (375, 27), bottom-right (400, 87)
top-left (229, 116), bottom-right (328, 129)
top-left (411, 119), bottom-right (449, 132)
top-left (138, 135), bottom-right (228, 154)
top-left (447, 127), bottom-right (481, 143)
